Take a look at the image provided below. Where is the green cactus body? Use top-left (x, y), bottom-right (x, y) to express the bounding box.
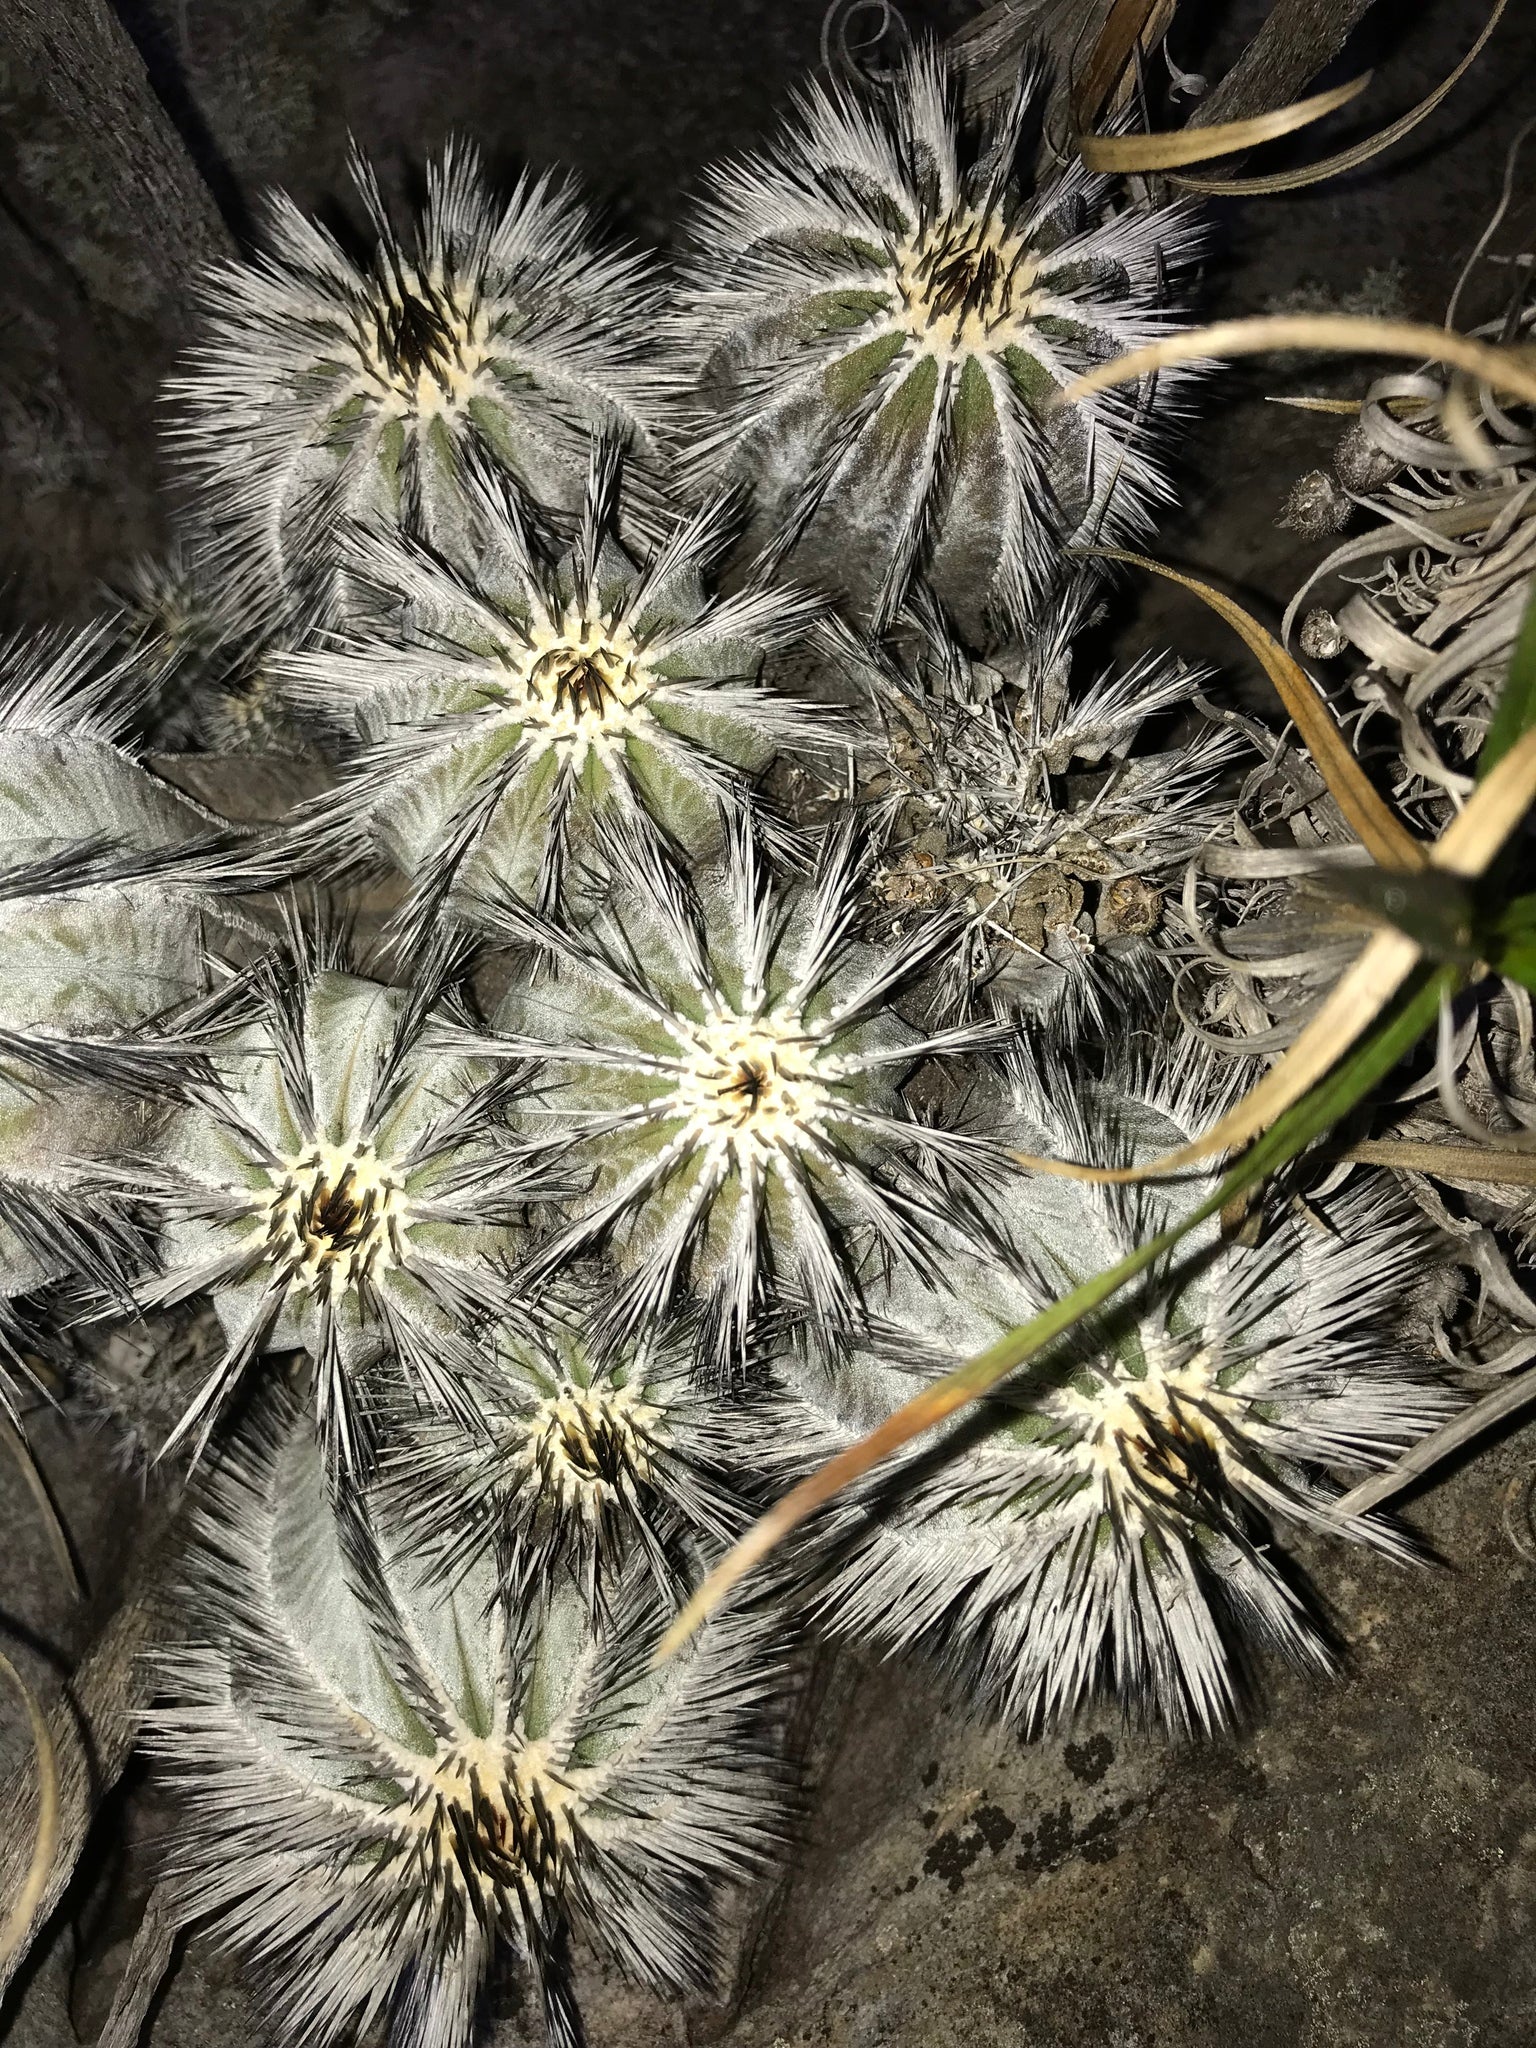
top-left (383, 1271), bottom-right (771, 1606)
top-left (472, 821), bottom-right (1004, 1376)
top-left (131, 956), bottom-right (552, 1466)
top-left (172, 143), bottom-right (671, 628)
top-left (778, 1043), bottom-right (1460, 1735)
top-left (146, 1390), bottom-right (788, 2048)
top-left (277, 447), bottom-right (834, 941)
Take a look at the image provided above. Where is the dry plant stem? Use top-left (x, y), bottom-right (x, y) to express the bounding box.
top-left (1078, 71), bottom-right (1372, 174)
top-left (1192, 0), bottom-right (1379, 127)
top-left (0, 1654), bottom-right (57, 1970)
top-left (1347, 1140), bottom-right (1536, 1185)
top-left (1056, 319), bottom-right (1536, 413)
top-left (1334, 1369), bottom-right (1536, 1518)
top-left (0, 1573), bottom-right (167, 1997)
top-left (1173, 0), bottom-right (1508, 197)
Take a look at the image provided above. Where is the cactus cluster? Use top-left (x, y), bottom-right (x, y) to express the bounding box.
top-left (7, 43), bottom-right (1477, 2048)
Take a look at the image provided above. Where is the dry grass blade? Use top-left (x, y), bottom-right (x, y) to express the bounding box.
top-left (1346, 1140), bottom-right (1536, 1184)
top-left (1007, 722), bottom-right (1536, 1184)
top-left (1055, 318), bottom-right (1536, 413)
top-left (1174, 0), bottom-right (1507, 195)
top-left (1089, 548), bottom-right (1423, 868)
top-left (0, 1421), bottom-right (83, 1602)
top-left (1078, 72), bottom-right (1371, 174)
top-left (0, 1651), bottom-right (58, 1967)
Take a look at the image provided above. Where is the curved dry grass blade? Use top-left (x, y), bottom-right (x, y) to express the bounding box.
top-left (0, 1651), bottom-right (58, 1968)
top-left (1087, 548), bottom-right (1424, 869)
top-left (1346, 1140), bottom-right (1536, 1183)
top-left (1078, 71), bottom-right (1371, 173)
top-left (1174, 0), bottom-right (1506, 195)
top-left (0, 1422), bottom-right (83, 1603)
top-left (1055, 318), bottom-right (1536, 412)
top-left (1334, 1366), bottom-right (1536, 1518)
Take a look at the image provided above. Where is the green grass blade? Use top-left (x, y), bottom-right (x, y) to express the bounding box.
top-left (1478, 572), bottom-right (1536, 781)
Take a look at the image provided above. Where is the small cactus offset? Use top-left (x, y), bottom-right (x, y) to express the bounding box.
top-left (381, 1271), bottom-right (776, 1606)
top-left (674, 48), bottom-right (1198, 636)
top-left (172, 142), bottom-right (672, 629)
top-left (8, 21), bottom-right (1515, 2048)
top-left (274, 441), bottom-right (837, 941)
top-left (142, 1390), bottom-right (789, 2048)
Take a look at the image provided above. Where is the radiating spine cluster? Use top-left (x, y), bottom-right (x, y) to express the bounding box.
top-left (674, 49), bottom-right (1198, 636)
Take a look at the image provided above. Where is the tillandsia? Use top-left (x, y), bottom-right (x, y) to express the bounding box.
top-left (171, 140), bottom-right (672, 631)
top-left (380, 1269), bottom-right (774, 1608)
top-left (110, 940), bottom-right (562, 1471)
top-left (273, 440), bottom-right (837, 944)
top-left (674, 45), bottom-right (1198, 638)
top-left (862, 594), bottom-right (1242, 1015)
top-left (136, 1388), bottom-right (790, 2048)
top-left (0, 627), bottom-right (253, 1404)
top-left (463, 815), bottom-right (1008, 1378)
top-left (773, 1037), bottom-right (1461, 1737)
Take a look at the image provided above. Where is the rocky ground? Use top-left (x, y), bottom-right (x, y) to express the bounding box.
top-left (2, 1), bottom-right (1536, 2043)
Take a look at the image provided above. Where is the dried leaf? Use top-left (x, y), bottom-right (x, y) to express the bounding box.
top-left (1173, 0), bottom-right (1507, 195)
top-left (1078, 71), bottom-right (1371, 174)
top-left (1086, 548), bottom-right (1423, 868)
top-left (1346, 1140), bottom-right (1536, 1184)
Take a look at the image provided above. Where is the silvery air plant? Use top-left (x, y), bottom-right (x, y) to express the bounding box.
top-left (272, 440), bottom-right (836, 944)
top-left (173, 141), bottom-right (670, 628)
top-left (675, 47), bottom-right (1197, 636)
top-left (131, 1387), bottom-right (787, 2048)
top-left (5, 32), bottom-right (1480, 2048)
top-left (775, 1041), bottom-right (1458, 1737)
top-left (863, 590), bottom-right (1241, 1015)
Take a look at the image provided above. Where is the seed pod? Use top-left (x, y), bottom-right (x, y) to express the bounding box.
top-left (274, 441), bottom-right (838, 947)
top-left (170, 142), bottom-right (671, 631)
top-left (114, 944), bottom-right (563, 1472)
top-left (137, 1388), bottom-right (789, 2048)
top-left (675, 47), bottom-right (1198, 637)
top-left (779, 1037), bottom-right (1460, 1737)
top-left (459, 815), bottom-right (1008, 1379)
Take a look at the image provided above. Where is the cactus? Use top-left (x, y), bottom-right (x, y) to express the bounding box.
top-left (144, 1388), bottom-right (789, 2048)
top-left (675, 47), bottom-right (1197, 636)
top-left (171, 142), bottom-right (671, 629)
top-left (862, 594), bottom-right (1240, 1014)
top-left (466, 816), bottom-right (1006, 1377)
top-left (116, 944), bottom-right (561, 1470)
top-left (380, 1269), bottom-right (777, 1608)
top-left (776, 1039), bottom-right (1458, 1736)
top-left (275, 441), bottom-right (836, 943)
